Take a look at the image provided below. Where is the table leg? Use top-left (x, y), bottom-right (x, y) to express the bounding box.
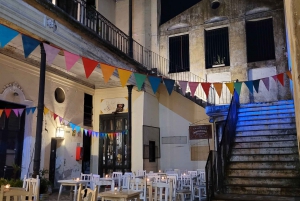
top-left (74, 185), bottom-right (78, 201)
top-left (101, 197), bottom-right (105, 201)
top-left (57, 185), bottom-right (63, 201)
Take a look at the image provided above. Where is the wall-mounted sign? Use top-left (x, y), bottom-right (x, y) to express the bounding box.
top-left (189, 124), bottom-right (212, 140)
top-left (100, 97), bottom-right (128, 114)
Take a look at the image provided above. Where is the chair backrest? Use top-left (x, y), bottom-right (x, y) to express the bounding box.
top-left (197, 170), bottom-right (206, 185)
top-left (1, 184), bottom-right (33, 201)
top-left (94, 178), bottom-right (114, 193)
top-left (181, 174), bottom-right (192, 190)
top-left (77, 183), bottom-right (98, 201)
top-left (90, 174), bottom-right (100, 190)
top-left (152, 181), bottom-right (173, 201)
top-left (166, 176), bottom-right (177, 198)
top-left (136, 170), bottom-right (146, 177)
top-left (81, 173), bottom-right (92, 181)
top-left (129, 178), bottom-right (147, 201)
top-left (23, 175), bottom-right (40, 201)
top-left (187, 171), bottom-right (197, 178)
top-left (121, 175), bottom-right (131, 189)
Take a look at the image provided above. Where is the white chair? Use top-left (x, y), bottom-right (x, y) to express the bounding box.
top-left (90, 174), bottom-right (100, 190)
top-left (152, 180), bottom-right (173, 201)
top-left (77, 183), bottom-right (98, 201)
top-left (81, 173), bottom-right (92, 188)
top-left (121, 174), bottom-right (131, 189)
top-left (187, 171), bottom-right (197, 179)
top-left (129, 178), bottom-right (147, 201)
top-left (180, 174), bottom-right (193, 200)
top-left (166, 176), bottom-right (177, 200)
top-left (23, 175), bottom-right (40, 201)
top-left (193, 170), bottom-right (206, 200)
top-left (136, 170), bottom-right (146, 177)
top-left (112, 172), bottom-right (122, 187)
top-left (1, 184), bottom-right (33, 201)
top-left (124, 172), bottom-right (135, 179)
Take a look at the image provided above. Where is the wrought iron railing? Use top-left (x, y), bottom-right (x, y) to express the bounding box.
top-left (205, 90), bottom-right (239, 200)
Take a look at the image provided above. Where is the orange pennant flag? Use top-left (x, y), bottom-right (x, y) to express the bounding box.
top-left (100, 63), bottom-right (116, 83)
top-left (118, 68), bottom-right (132, 87)
top-left (286, 71), bottom-right (292, 80)
top-left (82, 57), bottom-right (99, 78)
top-left (0, 109), bottom-right (3, 117)
top-left (225, 82), bottom-right (235, 95)
top-left (213, 83), bottom-right (223, 98)
top-left (44, 107), bottom-right (49, 115)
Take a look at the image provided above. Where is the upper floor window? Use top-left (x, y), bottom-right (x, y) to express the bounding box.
top-left (169, 34), bottom-right (190, 73)
top-left (205, 27), bottom-right (230, 69)
top-left (246, 18), bottom-right (275, 63)
top-left (84, 93), bottom-right (93, 127)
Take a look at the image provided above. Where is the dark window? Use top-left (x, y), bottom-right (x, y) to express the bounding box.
top-left (84, 93), bottom-right (93, 127)
top-left (169, 35), bottom-right (190, 73)
top-left (246, 18), bottom-right (275, 63)
top-left (205, 27), bottom-right (230, 69)
top-left (149, 141), bottom-right (156, 162)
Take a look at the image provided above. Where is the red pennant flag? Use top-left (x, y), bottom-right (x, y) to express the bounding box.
top-left (53, 113), bottom-right (58, 120)
top-left (276, 73), bottom-right (284, 86)
top-left (82, 57), bottom-right (99, 78)
top-left (4, 109), bottom-right (11, 118)
top-left (272, 75), bottom-right (278, 82)
top-left (201, 82), bottom-right (211, 98)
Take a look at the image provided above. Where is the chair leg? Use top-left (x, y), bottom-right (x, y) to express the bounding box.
top-left (57, 185), bottom-right (63, 201)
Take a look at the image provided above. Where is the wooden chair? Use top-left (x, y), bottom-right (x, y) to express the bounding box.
top-left (22, 175), bottom-right (40, 201)
top-left (77, 184), bottom-right (98, 201)
top-left (0, 184), bottom-right (33, 201)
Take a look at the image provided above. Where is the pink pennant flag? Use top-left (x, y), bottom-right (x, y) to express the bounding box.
top-left (64, 120), bottom-right (69, 125)
top-left (189, 82), bottom-right (199, 97)
top-left (178, 81), bottom-right (188, 94)
top-left (59, 116), bottom-right (63, 123)
top-left (272, 75), bottom-right (278, 82)
top-left (43, 43), bottom-right (60, 65)
top-left (88, 130), bottom-right (92, 136)
top-left (261, 77), bottom-right (269, 91)
top-left (18, 109), bottom-right (24, 116)
top-left (12, 109), bottom-right (19, 117)
top-left (64, 50), bottom-right (80, 71)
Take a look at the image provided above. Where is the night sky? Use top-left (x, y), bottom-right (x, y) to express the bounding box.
top-left (160, 0), bottom-right (202, 25)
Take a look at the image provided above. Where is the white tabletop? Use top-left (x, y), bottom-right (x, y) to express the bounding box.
top-left (58, 180), bottom-right (90, 184)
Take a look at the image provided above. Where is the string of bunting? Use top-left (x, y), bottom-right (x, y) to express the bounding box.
top-left (0, 106), bottom-right (127, 138)
top-left (0, 24), bottom-right (293, 98)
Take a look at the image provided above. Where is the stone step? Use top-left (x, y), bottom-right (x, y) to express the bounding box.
top-left (235, 135), bottom-right (297, 143)
top-left (225, 177), bottom-right (299, 186)
top-left (227, 169), bottom-right (299, 177)
top-left (238, 113), bottom-right (295, 121)
top-left (238, 104), bottom-right (294, 113)
top-left (231, 147), bottom-right (298, 155)
top-left (238, 108), bottom-right (295, 117)
top-left (228, 161), bottom-right (299, 169)
top-left (223, 185), bottom-right (300, 196)
top-left (213, 194), bottom-right (298, 201)
top-left (236, 129), bottom-right (296, 137)
top-left (230, 154), bottom-right (298, 162)
top-left (237, 118), bottom-right (295, 126)
top-left (239, 100), bottom-right (294, 108)
top-left (236, 123), bottom-right (296, 132)
top-left (233, 141), bottom-right (297, 148)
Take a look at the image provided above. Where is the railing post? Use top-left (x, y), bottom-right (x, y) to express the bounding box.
top-left (128, 0), bottom-right (133, 58)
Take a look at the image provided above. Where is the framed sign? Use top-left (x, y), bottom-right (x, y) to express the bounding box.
top-left (189, 124), bottom-right (212, 140)
top-left (100, 97), bottom-right (128, 114)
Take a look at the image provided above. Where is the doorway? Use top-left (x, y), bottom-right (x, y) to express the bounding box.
top-left (0, 100), bottom-right (25, 179)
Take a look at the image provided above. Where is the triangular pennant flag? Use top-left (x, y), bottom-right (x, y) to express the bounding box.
top-left (95, 132), bottom-right (99, 137)
top-left (178, 81), bottom-right (188, 94)
top-left (253, 79), bottom-right (260, 93)
top-left (43, 43), bottom-right (60, 65)
top-left (189, 82), bottom-right (199, 97)
top-left (134, 73), bottom-right (147, 91)
top-left (22, 35), bottom-right (40, 58)
top-left (213, 83), bottom-right (223, 98)
top-left (82, 57), bottom-right (99, 78)
top-left (26, 108), bottom-right (31, 115)
top-left (0, 25), bottom-right (19, 48)
top-left (70, 123), bottom-right (76, 131)
top-left (261, 77), bottom-right (269, 91)
top-left (84, 129), bottom-right (88, 136)
top-left (0, 109), bottom-right (3, 117)
top-left (44, 107), bottom-right (49, 115)
top-left (148, 76), bottom-right (161, 94)
top-left (164, 79), bottom-right (175, 95)
top-left (12, 109), bottom-right (19, 117)
top-left (59, 116), bottom-right (63, 123)
top-left (53, 113), bottom-right (58, 120)
top-left (234, 82), bottom-right (242, 96)
top-left (277, 73), bottom-right (284, 86)
top-left (18, 109), bottom-right (24, 116)
top-left (88, 130), bottom-right (92, 136)
top-left (75, 126), bottom-right (81, 133)
top-left (31, 107), bottom-right (36, 114)
top-left (201, 82), bottom-right (211, 98)
top-left (225, 82), bottom-right (234, 95)
top-left (49, 111), bottom-right (54, 118)
top-left (64, 50), bottom-right (80, 71)
top-left (272, 75), bottom-right (278, 82)
top-left (286, 71), bottom-right (292, 80)
top-left (4, 109), bottom-right (11, 118)
top-left (80, 128), bottom-right (84, 134)
top-left (64, 120), bottom-right (69, 126)
top-left (118, 68), bottom-right (132, 87)
top-left (100, 63), bottom-right (116, 83)
top-left (244, 81), bottom-right (254, 94)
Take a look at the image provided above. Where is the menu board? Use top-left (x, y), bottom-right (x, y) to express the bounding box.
top-left (189, 124), bottom-right (212, 140)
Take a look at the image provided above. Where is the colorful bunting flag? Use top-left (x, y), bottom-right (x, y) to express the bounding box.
top-left (81, 128), bottom-right (84, 134)
top-left (88, 130), bottom-right (92, 136)
top-left (225, 83), bottom-right (234, 95)
top-left (12, 109), bottom-right (19, 117)
top-left (134, 73), bottom-right (146, 91)
top-left (53, 113), bottom-right (58, 120)
top-left (244, 81), bottom-right (253, 94)
top-left (70, 123), bottom-right (76, 131)
top-left (178, 81), bottom-right (188, 95)
top-left (26, 108), bottom-right (31, 115)
top-left (44, 107), bottom-right (49, 115)
top-left (18, 109), bottom-right (24, 116)
top-left (253, 80), bottom-right (260, 93)
top-left (43, 43), bottom-right (60, 65)
top-left (189, 82), bottom-right (199, 97)
top-left (286, 71), bottom-right (292, 80)
top-left (59, 116), bottom-right (63, 123)
top-left (0, 109), bottom-right (3, 117)
top-left (261, 77), bottom-right (269, 91)
top-left (0, 25), bottom-right (19, 48)
top-left (164, 79), bottom-right (175, 95)
top-left (201, 82), bottom-right (211, 98)
top-left (213, 83), bottom-right (223, 98)
top-left (148, 76), bottom-right (161, 94)
top-left (234, 82), bottom-right (242, 96)
top-left (75, 125), bottom-right (81, 133)
top-left (272, 75), bottom-right (278, 82)
top-left (4, 109), bottom-right (11, 118)
top-left (31, 107), bottom-right (36, 114)
top-left (100, 63), bottom-right (116, 83)
top-left (64, 50), bottom-right (80, 71)
top-left (82, 57), bottom-right (99, 78)
top-left (22, 35), bottom-right (40, 58)
top-left (277, 73), bottom-right (284, 86)
top-left (118, 68), bottom-right (132, 87)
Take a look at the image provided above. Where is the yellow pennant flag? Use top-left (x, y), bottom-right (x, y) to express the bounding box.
top-left (44, 107), bottom-right (49, 115)
top-left (118, 68), bottom-right (132, 87)
top-left (0, 109), bottom-right (3, 117)
top-left (213, 83), bottom-right (223, 98)
top-left (225, 82), bottom-right (234, 95)
top-left (100, 63), bottom-right (116, 83)
top-left (286, 71), bottom-right (292, 80)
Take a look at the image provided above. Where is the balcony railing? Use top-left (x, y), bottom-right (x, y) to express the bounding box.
top-left (41, 0), bottom-right (232, 104)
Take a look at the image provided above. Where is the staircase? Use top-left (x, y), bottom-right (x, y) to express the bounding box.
top-left (214, 100), bottom-right (300, 200)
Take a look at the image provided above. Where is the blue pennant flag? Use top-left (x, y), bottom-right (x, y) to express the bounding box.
top-left (253, 80), bottom-right (260, 93)
top-left (75, 126), bottom-right (81, 133)
top-left (244, 81), bottom-right (253, 94)
top-left (163, 78), bottom-right (175, 95)
top-left (148, 76), bottom-right (161, 94)
top-left (0, 25), bottom-right (19, 48)
top-left (22, 34), bottom-right (40, 58)
top-left (70, 123), bottom-right (76, 131)
top-left (31, 107), bottom-right (36, 114)
top-left (26, 108), bottom-right (31, 115)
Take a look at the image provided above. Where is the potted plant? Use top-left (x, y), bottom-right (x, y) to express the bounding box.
top-left (212, 55), bottom-right (225, 67)
top-left (39, 169), bottom-right (52, 201)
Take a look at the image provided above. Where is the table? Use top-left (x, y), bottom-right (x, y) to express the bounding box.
top-left (99, 190), bottom-right (142, 201)
top-left (95, 178), bottom-right (116, 190)
top-left (57, 180), bottom-right (90, 201)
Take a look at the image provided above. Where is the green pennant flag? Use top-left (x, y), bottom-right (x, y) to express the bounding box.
top-left (234, 82), bottom-right (242, 96)
top-left (134, 73), bottom-right (147, 91)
